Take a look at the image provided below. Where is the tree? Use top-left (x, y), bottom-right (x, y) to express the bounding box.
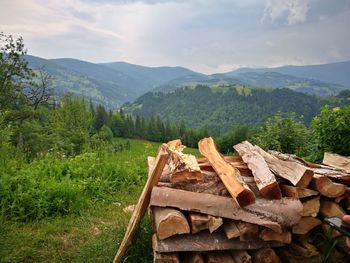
top-left (251, 112), bottom-right (310, 156)
top-left (92, 104), bottom-right (108, 131)
top-left (310, 105), bottom-right (350, 161)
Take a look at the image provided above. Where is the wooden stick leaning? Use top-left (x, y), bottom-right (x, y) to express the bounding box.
top-left (113, 144), bottom-right (169, 263)
top-left (198, 137), bottom-right (256, 207)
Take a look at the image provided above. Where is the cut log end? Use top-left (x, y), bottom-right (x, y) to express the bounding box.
top-left (237, 189), bottom-right (256, 207)
top-left (260, 182), bottom-right (282, 200)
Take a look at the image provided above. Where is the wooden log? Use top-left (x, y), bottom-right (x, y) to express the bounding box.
top-left (157, 181), bottom-right (228, 196)
top-left (207, 252), bottom-right (235, 263)
top-left (252, 248), bottom-right (280, 263)
top-left (319, 199), bottom-right (346, 218)
top-left (280, 184), bottom-right (318, 198)
top-left (311, 167), bottom-right (350, 184)
top-left (290, 242), bottom-right (318, 258)
top-left (152, 207), bottom-right (190, 240)
top-left (154, 252), bottom-right (180, 263)
top-left (150, 186), bottom-right (303, 233)
top-left (148, 156), bottom-right (172, 182)
top-left (323, 152), bottom-right (350, 173)
top-left (230, 250), bottom-right (252, 263)
top-left (152, 231), bottom-right (284, 253)
top-left (259, 229), bottom-right (292, 244)
top-left (166, 140), bottom-right (203, 183)
top-left (301, 196), bottom-right (320, 217)
top-left (198, 137), bottom-right (255, 207)
top-left (252, 144), bottom-right (313, 187)
top-left (223, 221), bottom-right (241, 239)
top-left (292, 217), bottom-right (322, 235)
top-left (234, 141), bottom-right (282, 199)
top-left (311, 175), bottom-right (346, 198)
top-left (237, 221), bottom-right (259, 241)
top-left (182, 252), bottom-right (205, 263)
top-left (334, 187), bottom-right (350, 203)
top-left (113, 144), bottom-right (169, 263)
top-left (189, 213), bottom-right (223, 234)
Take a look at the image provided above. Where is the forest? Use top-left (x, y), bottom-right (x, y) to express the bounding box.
top-left (1, 32), bottom-right (350, 262)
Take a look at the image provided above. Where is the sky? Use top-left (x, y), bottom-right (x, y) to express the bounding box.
top-left (1, 0), bottom-right (350, 74)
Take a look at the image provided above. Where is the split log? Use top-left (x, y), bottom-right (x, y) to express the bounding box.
top-left (150, 186), bottom-right (303, 233)
top-left (260, 229), bottom-right (292, 244)
top-left (152, 207), bottom-right (190, 240)
top-left (237, 222), bottom-right (259, 241)
top-left (301, 196), bottom-right (320, 217)
top-left (290, 242), bottom-right (318, 258)
top-left (311, 167), bottom-right (350, 184)
top-left (166, 140), bottom-right (203, 183)
top-left (253, 144), bottom-right (313, 187)
top-left (148, 156), bottom-right (172, 182)
top-left (334, 187), bottom-right (350, 203)
top-left (280, 184), bottom-right (318, 198)
top-left (234, 141), bottom-right (281, 199)
top-left (154, 252), bottom-right (180, 263)
top-left (198, 137), bottom-right (255, 207)
top-left (113, 144), bottom-right (169, 263)
top-left (319, 199), bottom-right (346, 218)
top-left (323, 152), bottom-right (350, 173)
top-left (252, 248), bottom-right (280, 263)
top-left (311, 175), bottom-right (346, 198)
top-left (292, 217), bottom-right (322, 235)
top-left (182, 252), bottom-right (204, 263)
top-left (189, 213), bottom-right (223, 234)
top-left (207, 252), bottom-right (235, 263)
top-left (152, 231), bottom-right (284, 253)
top-left (223, 221), bottom-right (241, 239)
top-left (230, 250), bottom-right (252, 263)
top-left (157, 181), bottom-right (228, 196)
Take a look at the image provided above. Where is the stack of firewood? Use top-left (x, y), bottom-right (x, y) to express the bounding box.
top-left (148, 138), bottom-right (350, 263)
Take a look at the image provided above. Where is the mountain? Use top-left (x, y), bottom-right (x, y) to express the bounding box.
top-left (24, 55), bottom-right (200, 108)
top-left (124, 84), bottom-right (350, 134)
top-left (227, 60), bottom-right (350, 86)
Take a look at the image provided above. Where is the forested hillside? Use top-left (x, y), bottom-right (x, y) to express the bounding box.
top-left (127, 85), bottom-right (350, 134)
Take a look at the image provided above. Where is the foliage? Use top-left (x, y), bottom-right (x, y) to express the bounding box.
top-left (310, 105), bottom-right (350, 161)
top-left (251, 112), bottom-right (310, 156)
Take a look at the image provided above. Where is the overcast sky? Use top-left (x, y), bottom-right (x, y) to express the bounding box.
top-left (1, 0), bottom-right (350, 73)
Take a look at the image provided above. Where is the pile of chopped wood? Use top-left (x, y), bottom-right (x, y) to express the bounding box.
top-left (148, 138), bottom-right (350, 263)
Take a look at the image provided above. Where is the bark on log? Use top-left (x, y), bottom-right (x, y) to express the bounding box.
top-left (150, 186), bottom-right (303, 233)
top-left (223, 221), bottom-right (241, 239)
top-left (153, 252), bottom-right (180, 263)
top-left (253, 144), bottom-right (313, 187)
top-left (259, 229), bottom-right (292, 244)
top-left (319, 199), bottom-right (346, 218)
top-left (152, 207), bottom-right (190, 240)
top-left (311, 167), bottom-right (350, 184)
top-left (152, 231), bottom-right (284, 253)
top-left (310, 175), bottom-right (346, 198)
top-left (292, 217), bottom-right (322, 235)
top-left (280, 184), bottom-right (319, 198)
top-left (323, 152), bottom-right (350, 173)
top-left (301, 196), bottom-right (320, 217)
top-left (113, 145), bottom-right (169, 263)
top-left (189, 213), bottom-right (223, 234)
top-left (207, 252), bottom-right (235, 263)
top-left (234, 141), bottom-right (282, 199)
top-left (157, 181), bottom-right (228, 196)
top-left (231, 250), bottom-right (252, 263)
top-left (198, 137), bottom-right (255, 207)
top-left (252, 248), bottom-right (280, 263)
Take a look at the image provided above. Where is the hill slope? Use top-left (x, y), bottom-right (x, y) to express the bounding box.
top-left (125, 85), bottom-right (350, 134)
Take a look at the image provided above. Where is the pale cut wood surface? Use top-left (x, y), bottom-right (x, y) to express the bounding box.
top-left (319, 199), bottom-right (346, 218)
top-left (113, 144), bottom-right (169, 263)
top-left (323, 152), bottom-right (350, 173)
top-left (223, 221), bottom-right (241, 239)
top-left (259, 229), bottom-right (292, 244)
top-left (301, 196), bottom-right (320, 217)
top-left (311, 175), bottom-right (346, 198)
top-left (292, 217), bottom-right (322, 234)
top-left (198, 137), bottom-right (255, 207)
top-left (234, 141), bottom-right (281, 199)
top-left (153, 252), bottom-right (180, 263)
top-left (152, 207), bottom-right (190, 240)
top-left (150, 186), bottom-right (303, 233)
top-left (152, 231), bottom-right (284, 253)
top-left (280, 184), bottom-right (319, 198)
top-left (254, 145), bottom-right (313, 187)
top-left (231, 250), bottom-right (252, 263)
top-left (189, 213), bottom-right (223, 234)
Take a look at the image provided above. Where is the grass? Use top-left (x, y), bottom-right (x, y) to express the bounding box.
top-left (0, 138), bottom-right (199, 263)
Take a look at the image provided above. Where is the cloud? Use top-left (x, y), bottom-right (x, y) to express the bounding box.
top-left (263, 0), bottom-right (310, 25)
